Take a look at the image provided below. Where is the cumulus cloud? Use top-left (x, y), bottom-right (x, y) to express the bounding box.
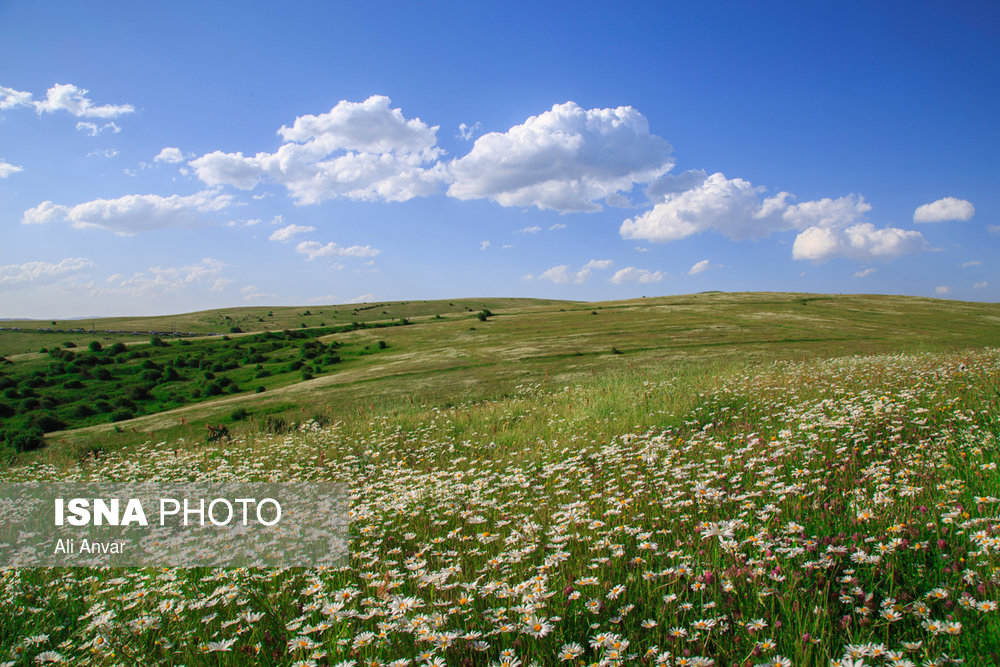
top-left (533, 259), bottom-right (613, 284)
top-left (348, 293), bottom-right (375, 303)
top-left (623, 172), bottom-right (926, 263)
top-left (448, 101), bottom-right (673, 212)
top-left (609, 267), bottom-right (664, 284)
top-left (0, 257), bottom-right (93, 285)
top-left (0, 160), bottom-right (23, 178)
top-left (792, 223), bottom-right (927, 262)
top-left (914, 197), bottom-right (975, 223)
top-left (22, 190), bottom-right (233, 235)
top-left (295, 240), bottom-right (381, 260)
top-left (35, 83), bottom-right (134, 118)
top-left (190, 95), bottom-right (447, 204)
top-left (935, 286), bottom-right (951, 295)
top-left (854, 267), bottom-right (876, 278)
top-left (269, 224), bottom-right (316, 242)
top-left (688, 259), bottom-right (712, 275)
top-left (2, 84), bottom-right (133, 120)
top-left (154, 147), bottom-right (185, 164)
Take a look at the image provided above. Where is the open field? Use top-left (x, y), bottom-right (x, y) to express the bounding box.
top-left (3, 292), bottom-right (998, 463)
top-left (2, 293), bottom-right (1000, 665)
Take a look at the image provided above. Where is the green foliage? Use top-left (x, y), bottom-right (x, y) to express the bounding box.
top-left (88, 341), bottom-right (102, 352)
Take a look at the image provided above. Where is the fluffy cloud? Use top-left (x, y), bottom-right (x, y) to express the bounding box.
top-left (448, 102), bottom-right (673, 212)
top-left (935, 286), bottom-right (951, 295)
top-left (0, 258), bottom-right (93, 285)
top-left (516, 225), bottom-right (541, 234)
top-left (295, 240), bottom-right (381, 260)
top-left (914, 197), bottom-right (975, 223)
top-left (190, 95), bottom-right (447, 204)
top-left (269, 224), bottom-right (316, 242)
top-left (105, 258), bottom-right (229, 296)
top-left (22, 190), bottom-right (233, 235)
top-left (533, 259), bottom-right (613, 284)
top-left (623, 172), bottom-right (926, 263)
top-left (791, 223), bottom-right (927, 262)
top-left (688, 259), bottom-right (711, 275)
top-left (0, 160), bottom-right (23, 178)
top-left (854, 268), bottom-right (876, 278)
top-left (645, 168), bottom-right (708, 198)
top-left (154, 147), bottom-right (185, 164)
top-left (609, 267), bottom-right (664, 284)
top-left (2, 83), bottom-right (133, 119)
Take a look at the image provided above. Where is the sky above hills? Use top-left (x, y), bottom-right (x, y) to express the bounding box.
top-left (1, 1), bottom-right (997, 317)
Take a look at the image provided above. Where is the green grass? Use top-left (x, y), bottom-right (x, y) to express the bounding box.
top-left (3, 291), bottom-right (998, 465)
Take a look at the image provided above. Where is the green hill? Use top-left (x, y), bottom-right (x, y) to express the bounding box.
top-left (2, 291), bottom-right (997, 461)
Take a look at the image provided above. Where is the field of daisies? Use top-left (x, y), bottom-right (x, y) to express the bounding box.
top-left (3, 347), bottom-right (1000, 666)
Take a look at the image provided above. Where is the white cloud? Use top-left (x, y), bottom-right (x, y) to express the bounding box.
top-left (22, 190), bottom-right (233, 235)
top-left (935, 286), bottom-right (951, 295)
top-left (190, 95), bottom-right (447, 204)
top-left (633, 246), bottom-right (649, 253)
top-left (0, 160), bottom-right (23, 178)
top-left (792, 223), bottom-right (927, 263)
top-left (0, 86), bottom-right (33, 109)
top-left (517, 225), bottom-right (541, 234)
top-left (961, 260), bottom-right (982, 268)
top-left (154, 147), bottom-right (185, 164)
top-left (609, 267), bottom-right (664, 284)
top-left (295, 240), bottom-right (381, 260)
top-left (448, 101), bottom-right (673, 212)
top-left (549, 223), bottom-right (567, 231)
top-left (104, 258), bottom-right (228, 296)
top-left (624, 172), bottom-right (927, 263)
top-left (975, 281), bottom-right (988, 289)
top-left (269, 224), bottom-right (316, 242)
top-left (688, 259), bottom-right (711, 275)
top-left (622, 173), bottom-right (872, 243)
top-left (348, 293), bottom-right (375, 303)
top-left (76, 121), bottom-right (120, 136)
top-left (241, 285), bottom-right (276, 302)
top-left (480, 240), bottom-right (491, 250)
top-left (621, 173), bottom-right (775, 242)
top-left (87, 148), bottom-right (119, 159)
top-left (0, 257), bottom-right (93, 285)
top-left (536, 259), bottom-right (613, 284)
top-left (989, 225), bottom-right (1000, 235)
top-left (914, 197), bottom-right (975, 223)
top-left (457, 121), bottom-right (482, 140)
top-left (34, 83), bottom-right (133, 118)
top-left (854, 267), bottom-right (876, 278)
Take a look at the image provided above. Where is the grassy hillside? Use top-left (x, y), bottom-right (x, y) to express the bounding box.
top-left (3, 291), bottom-right (998, 463)
top-left (3, 329), bottom-right (999, 664)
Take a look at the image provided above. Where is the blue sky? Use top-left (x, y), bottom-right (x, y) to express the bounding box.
top-left (1, 1), bottom-right (997, 317)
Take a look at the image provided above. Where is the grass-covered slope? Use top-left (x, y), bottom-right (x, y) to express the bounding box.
top-left (2, 292), bottom-right (998, 463)
top-left (3, 346), bottom-right (999, 664)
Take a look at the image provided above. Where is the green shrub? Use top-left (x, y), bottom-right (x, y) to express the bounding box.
top-left (89, 341), bottom-right (102, 352)
top-left (31, 413), bottom-right (66, 432)
top-left (230, 408), bottom-right (250, 422)
top-left (110, 409), bottom-right (134, 422)
top-left (9, 427), bottom-right (44, 453)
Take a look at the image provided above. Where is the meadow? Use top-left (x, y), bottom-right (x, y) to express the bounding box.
top-left (1, 293), bottom-right (999, 666)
